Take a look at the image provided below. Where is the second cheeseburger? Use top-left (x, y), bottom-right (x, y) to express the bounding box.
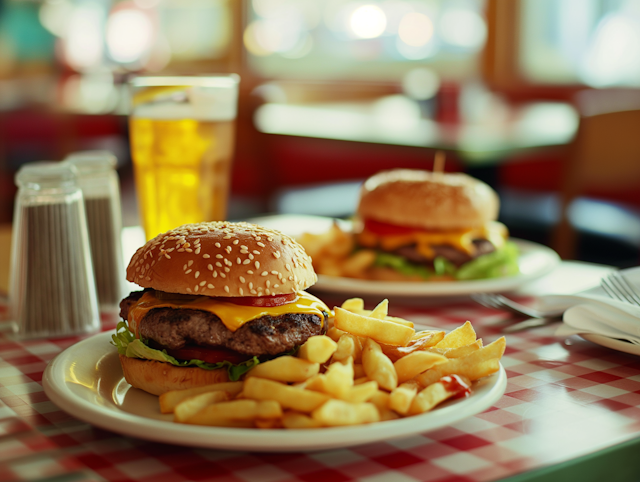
top-left (113, 222), bottom-right (330, 395)
top-left (356, 169), bottom-right (519, 281)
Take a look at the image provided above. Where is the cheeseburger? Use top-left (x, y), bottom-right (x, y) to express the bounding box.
top-left (112, 222), bottom-right (330, 396)
top-left (355, 169), bottom-right (519, 281)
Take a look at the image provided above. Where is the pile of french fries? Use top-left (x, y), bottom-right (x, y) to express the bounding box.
top-left (159, 298), bottom-right (506, 429)
top-left (298, 223), bottom-right (377, 279)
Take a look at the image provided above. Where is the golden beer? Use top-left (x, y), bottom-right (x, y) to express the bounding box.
top-left (129, 118), bottom-right (235, 239)
top-left (129, 76), bottom-right (239, 240)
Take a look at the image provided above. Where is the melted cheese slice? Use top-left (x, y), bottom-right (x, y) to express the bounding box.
top-left (358, 221), bottom-right (508, 259)
top-left (128, 290), bottom-right (329, 334)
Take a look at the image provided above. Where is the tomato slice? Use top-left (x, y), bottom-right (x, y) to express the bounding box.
top-left (364, 218), bottom-right (425, 236)
top-left (165, 345), bottom-right (251, 365)
top-left (216, 292), bottom-right (297, 307)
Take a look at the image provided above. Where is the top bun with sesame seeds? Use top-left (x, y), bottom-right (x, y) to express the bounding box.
top-left (115, 222), bottom-right (330, 396)
top-left (126, 221), bottom-right (317, 298)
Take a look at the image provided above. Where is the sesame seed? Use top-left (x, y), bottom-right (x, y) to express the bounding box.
top-left (266, 289), bottom-right (271, 295)
top-left (213, 271), bottom-right (218, 278)
top-left (216, 262), bottom-right (222, 267)
top-left (247, 270), bottom-right (254, 274)
top-left (199, 281), bottom-right (206, 286)
top-left (195, 248), bottom-right (201, 254)
top-left (273, 252), bottom-right (281, 259)
top-left (224, 285), bottom-right (230, 293)
top-left (239, 287), bottom-right (244, 295)
top-left (240, 276), bottom-right (246, 283)
top-left (261, 271), bottom-right (268, 276)
top-left (203, 254), bottom-right (211, 259)
top-left (183, 264), bottom-right (187, 271)
top-left (187, 288), bottom-right (192, 292)
top-left (233, 239), bottom-right (239, 245)
top-left (220, 273), bottom-right (226, 278)
top-left (251, 289), bottom-right (257, 295)
top-left (223, 235), bottom-right (232, 239)
top-left (226, 246), bottom-right (232, 254)
top-left (237, 257), bottom-right (241, 264)
top-left (249, 282), bottom-right (253, 289)
top-left (257, 242), bottom-right (265, 247)
top-left (266, 280), bottom-right (271, 288)
top-left (241, 245), bottom-right (248, 250)
top-left (216, 254), bottom-right (223, 259)
top-left (165, 254), bottom-right (171, 259)
top-left (271, 270), bottom-right (278, 275)
top-left (273, 284), bottom-right (279, 288)
top-left (243, 259), bottom-right (251, 265)
top-left (195, 285), bottom-right (199, 292)
top-left (178, 249), bottom-right (185, 252)
top-left (215, 242), bottom-right (221, 248)
top-left (253, 250), bottom-right (260, 255)
top-left (255, 261), bottom-right (260, 269)
top-left (195, 271), bottom-right (200, 279)
top-left (185, 248), bottom-right (193, 253)
top-left (188, 260), bottom-right (194, 267)
top-left (286, 263), bottom-right (291, 271)
top-left (224, 267), bottom-right (230, 273)
top-left (208, 284), bottom-right (214, 289)
top-left (208, 264), bottom-right (213, 271)
top-left (185, 269), bottom-right (192, 274)
top-left (249, 253), bottom-right (254, 260)
top-left (224, 259), bottom-right (232, 266)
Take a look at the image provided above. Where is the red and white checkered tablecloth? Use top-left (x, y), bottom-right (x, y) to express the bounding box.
top-left (2, 297), bottom-right (640, 482)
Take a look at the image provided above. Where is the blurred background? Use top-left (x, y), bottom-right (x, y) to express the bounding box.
top-left (0, 0), bottom-right (639, 267)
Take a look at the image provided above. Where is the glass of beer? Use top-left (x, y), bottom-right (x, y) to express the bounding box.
top-left (128, 75), bottom-right (240, 240)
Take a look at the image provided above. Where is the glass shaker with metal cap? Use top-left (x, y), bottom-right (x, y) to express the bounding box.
top-left (9, 162), bottom-right (100, 338)
top-left (65, 150), bottom-right (126, 313)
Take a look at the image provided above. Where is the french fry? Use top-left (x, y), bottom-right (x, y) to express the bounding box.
top-left (243, 377), bottom-right (329, 412)
top-left (298, 335), bottom-right (338, 364)
top-left (338, 380), bottom-right (378, 403)
top-left (380, 332), bottom-right (445, 362)
top-left (246, 356), bottom-right (319, 382)
top-left (369, 390), bottom-right (398, 420)
top-left (353, 364), bottom-right (366, 378)
top-left (426, 340), bottom-right (483, 358)
top-left (362, 338), bottom-right (398, 391)
top-left (341, 250), bottom-right (376, 278)
top-left (282, 411), bottom-right (323, 429)
top-left (384, 316), bottom-right (414, 328)
top-left (416, 337), bottom-right (506, 387)
top-left (341, 298), bottom-right (364, 313)
top-left (184, 399), bottom-right (261, 425)
top-left (255, 418), bottom-right (284, 429)
top-left (174, 390), bottom-right (229, 423)
top-left (327, 326), bottom-right (346, 342)
top-left (389, 381), bottom-right (420, 415)
top-left (408, 375), bottom-right (471, 415)
top-left (393, 351), bottom-right (448, 384)
top-left (334, 307), bottom-right (415, 346)
top-left (257, 399), bottom-right (283, 419)
top-left (159, 381), bottom-right (244, 414)
top-left (323, 358), bottom-right (355, 398)
top-left (434, 321), bottom-right (476, 349)
top-left (369, 299), bottom-right (389, 319)
top-left (332, 333), bottom-right (362, 363)
top-left (311, 399), bottom-right (380, 426)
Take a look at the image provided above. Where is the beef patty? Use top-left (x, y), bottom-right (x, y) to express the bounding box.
top-left (394, 238), bottom-right (496, 267)
top-left (119, 290), bottom-right (326, 357)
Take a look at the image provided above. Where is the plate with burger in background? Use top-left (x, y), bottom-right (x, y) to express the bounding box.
top-left (279, 168), bottom-right (559, 297)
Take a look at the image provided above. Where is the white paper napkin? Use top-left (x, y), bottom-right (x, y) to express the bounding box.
top-left (536, 267), bottom-right (640, 344)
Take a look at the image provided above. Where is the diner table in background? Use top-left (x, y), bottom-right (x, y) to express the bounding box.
top-left (3, 224), bottom-right (640, 482)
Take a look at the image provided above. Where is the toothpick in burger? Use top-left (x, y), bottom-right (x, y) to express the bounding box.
top-left (112, 222), bottom-right (330, 396)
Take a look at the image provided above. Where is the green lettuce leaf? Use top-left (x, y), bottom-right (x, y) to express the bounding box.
top-left (111, 321), bottom-right (260, 381)
top-left (372, 242), bottom-right (520, 281)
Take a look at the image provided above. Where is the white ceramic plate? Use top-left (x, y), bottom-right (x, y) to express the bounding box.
top-left (249, 214), bottom-right (560, 297)
top-left (43, 332), bottom-right (507, 452)
top-left (580, 333), bottom-right (640, 356)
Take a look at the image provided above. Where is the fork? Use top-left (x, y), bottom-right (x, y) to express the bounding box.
top-left (470, 293), bottom-right (564, 333)
top-left (601, 271), bottom-right (640, 306)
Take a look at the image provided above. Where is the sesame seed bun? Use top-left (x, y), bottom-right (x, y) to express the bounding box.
top-left (119, 355), bottom-right (229, 396)
top-left (357, 169), bottom-right (499, 230)
top-left (126, 222), bottom-right (317, 297)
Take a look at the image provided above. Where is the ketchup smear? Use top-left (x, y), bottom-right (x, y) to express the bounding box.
top-left (440, 374), bottom-right (472, 399)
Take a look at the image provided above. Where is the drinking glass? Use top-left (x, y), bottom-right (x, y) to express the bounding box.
top-left (128, 75), bottom-right (240, 240)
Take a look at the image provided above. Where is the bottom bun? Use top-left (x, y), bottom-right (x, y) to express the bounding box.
top-left (119, 355), bottom-right (229, 396)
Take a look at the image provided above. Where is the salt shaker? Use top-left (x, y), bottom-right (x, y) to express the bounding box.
top-left (65, 151), bottom-right (126, 312)
top-left (9, 162), bottom-right (100, 338)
